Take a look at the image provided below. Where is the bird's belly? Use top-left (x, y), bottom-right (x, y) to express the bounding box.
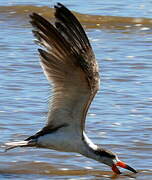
top-left (37, 131), bottom-right (82, 152)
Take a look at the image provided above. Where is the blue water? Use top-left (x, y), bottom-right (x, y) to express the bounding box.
top-left (0, 0), bottom-right (152, 179)
top-left (2, 0), bottom-right (152, 17)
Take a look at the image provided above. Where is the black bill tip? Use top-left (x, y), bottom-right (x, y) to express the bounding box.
top-left (126, 164), bottom-right (137, 173)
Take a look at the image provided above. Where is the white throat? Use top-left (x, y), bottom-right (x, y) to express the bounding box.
top-left (83, 132), bottom-right (98, 151)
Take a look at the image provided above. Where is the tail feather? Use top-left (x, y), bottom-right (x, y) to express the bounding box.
top-left (4, 140), bottom-right (37, 152)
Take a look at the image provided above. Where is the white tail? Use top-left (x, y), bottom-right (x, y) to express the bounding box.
top-left (4, 140), bottom-right (36, 152)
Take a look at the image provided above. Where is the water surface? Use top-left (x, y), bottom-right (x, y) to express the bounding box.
top-left (0, 1), bottom-right (152, 179)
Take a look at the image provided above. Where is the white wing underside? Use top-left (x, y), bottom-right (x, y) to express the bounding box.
top-left (30, 3), bottom-right (99, 136)
top-left (41, 57), bottom-right (92, 134)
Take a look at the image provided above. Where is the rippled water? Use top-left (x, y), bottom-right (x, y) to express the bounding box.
top-left (0, 1), bottom-right (152, 179)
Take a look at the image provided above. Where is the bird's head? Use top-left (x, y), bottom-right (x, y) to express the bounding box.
top-left (94, 148), bottom-right (137, 174)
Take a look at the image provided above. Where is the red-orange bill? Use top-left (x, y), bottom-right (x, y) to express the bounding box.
top-left (112, 161), bottom-right (137, 174)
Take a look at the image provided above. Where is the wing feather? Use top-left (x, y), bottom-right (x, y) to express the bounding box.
top-left (30, 3), bottom-right (99, 136)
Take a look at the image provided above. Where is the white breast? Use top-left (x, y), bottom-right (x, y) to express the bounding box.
top-left (37, 128), bottom-right (83, 153)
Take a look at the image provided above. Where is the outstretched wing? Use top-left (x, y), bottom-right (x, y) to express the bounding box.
top-left (30, 3), bottom-right (99, 136)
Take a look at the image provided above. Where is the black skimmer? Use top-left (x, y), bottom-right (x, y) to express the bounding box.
top-left (5, 3), bottom-right (137, 174)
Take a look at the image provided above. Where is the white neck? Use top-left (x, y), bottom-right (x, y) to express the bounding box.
top-left (80, 132), bottom-right (116, 168)
top-left (83, 132), bottom-right (98, 150)
top-left (79, 132), bottom-right (99, 160)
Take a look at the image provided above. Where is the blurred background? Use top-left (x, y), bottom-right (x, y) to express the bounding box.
top-left (0, 0), bottom-right (152, 179)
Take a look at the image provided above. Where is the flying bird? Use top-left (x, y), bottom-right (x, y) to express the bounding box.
top-left (5, 3), bottom-right (137, 174)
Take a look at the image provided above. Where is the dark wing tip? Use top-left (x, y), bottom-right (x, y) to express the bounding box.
top-left (54, 2), bottom-right (64, 9)
top-left (38, 48), bottom-right (47, 59)
top-left (29, 12), bottom-right (38, 19)
top-left (29, 12), bottom-right (45, 24)
top-left (54, 3), bottom-right (67, 18)
top-left (38, 48), bottom-right (43, 54)
top-left (29, 13), bottom-right (39, 27)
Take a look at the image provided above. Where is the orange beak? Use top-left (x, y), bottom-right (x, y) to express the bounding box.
top-left (112, 161), bottom-right (137, 174)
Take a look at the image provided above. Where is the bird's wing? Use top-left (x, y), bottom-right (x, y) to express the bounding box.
top-left (30, 3), bottom-right (100, 136)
